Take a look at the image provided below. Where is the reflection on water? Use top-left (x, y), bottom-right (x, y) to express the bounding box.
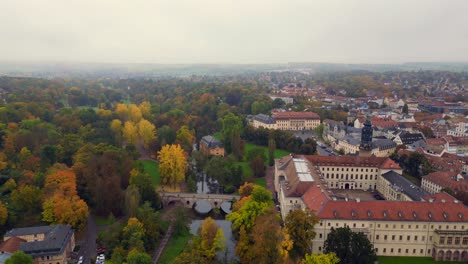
top-left (190, 220), bottom-right (237, 262)
top-left (196, 172), bottom-right (220, 194)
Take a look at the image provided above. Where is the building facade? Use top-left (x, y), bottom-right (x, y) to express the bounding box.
top-left (252, 111), bottom-right (321, 131)
top-left (274, 155), bottom-right (468, 262)
top-left (199, 135), bottom-right (225, 156)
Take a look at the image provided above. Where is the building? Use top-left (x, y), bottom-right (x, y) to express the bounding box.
top-left (422, 171), bottom-right (468, 195)
top-left (359, 119), bottom-right (373, 157)
top-left (447, 122), bottom-right (468, 137)
top-left (252, 114), bottom-right (276, 129)
top-left (269, 95), bottom-right (294, 105)
top-left (394, 132), bottom-right (425, 145)
top-left (323, 119), bottom-right (346, 142)
top-left (199, 135), bottom-right (224, 156)
top-left (272, 111), bottom-right (321, 131)
top-left (274, 155), bottom-right (468, 262)
top-left (3, 225), bottom-right (75, 264)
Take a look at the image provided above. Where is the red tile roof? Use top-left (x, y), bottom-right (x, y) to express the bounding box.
top-left (423, 172), bottom-right (468, 193)
top-left (370, 117), bottom-right (399, 128)
top-left (304, 155), bottom-right (401, 170)
top-left (0, 237), bottom-right (26, 253)
top-left (273, 111), bottom-right (320, 120)
top-left (302, 184), bottom-right (330, 213)
top-left (316, 193), bottom-right (467, 222)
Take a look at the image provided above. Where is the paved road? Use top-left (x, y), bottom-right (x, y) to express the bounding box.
top-left (77, 216), bottom-right (98, 264)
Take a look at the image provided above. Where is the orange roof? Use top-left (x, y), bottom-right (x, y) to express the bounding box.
top-left (423, 172), bottom-right (468, 193)
top-left (302, 184), bottom-right (330, 213)
top-left (317, 193), bottom-right (467, 222)
top-left (304, 155), bottom-right (401, 170)
top-left (0, 237), bottom-right (26, 253)
top-left (273, 111), bottom-right (320, 120)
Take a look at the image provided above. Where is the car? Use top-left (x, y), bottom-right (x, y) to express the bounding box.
top-left (77, 256), bottom-right (83, 264)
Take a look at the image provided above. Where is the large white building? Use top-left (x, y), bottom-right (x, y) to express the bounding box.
top-left (275, 155), bottom-right (468, 262)
top-left (251, 111), bottom-right (320, 131)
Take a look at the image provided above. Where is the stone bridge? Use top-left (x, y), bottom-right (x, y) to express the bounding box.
top-left (160, 192), bottom-right (240, 209)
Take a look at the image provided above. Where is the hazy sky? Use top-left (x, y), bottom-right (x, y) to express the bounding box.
top-left (1, 0), bottom-right (467, 64)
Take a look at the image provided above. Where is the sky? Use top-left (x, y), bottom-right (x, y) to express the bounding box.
top-left (1, 0), bottom-right (467, 64)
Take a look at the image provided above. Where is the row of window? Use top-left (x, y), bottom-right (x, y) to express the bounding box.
top-left (318, 222), bottom-right (466, 231)
top-left (376, 234), bottom-right (429, 242)
top-left (324, 167), bottom-right (377, 172)
top-left (378, 248), bottom-right (429, 254)
top-left (439, 236), bottom-right (468, 245)
top-left (325, 173), bottom-right (378, 180)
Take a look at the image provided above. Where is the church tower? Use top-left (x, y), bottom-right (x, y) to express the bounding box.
top-left (359, 118), bottom-right (373, 157)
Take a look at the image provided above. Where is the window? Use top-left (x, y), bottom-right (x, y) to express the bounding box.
top-left (430, 236), bottom-right (433, 241)
top-left (463, 237), bottom-right (468, 245)
top-left (319, 247), bottom-right (322, 251)
top-left (383, 248), bottom-right (386, 253)
top-left (405, 249), bottom-right (409, 253)
top-left (390, 248), bottom-right (393, 253)
top-left (399, 235), bottom-right (402, 241)
top-left (328, 223), bottom-right (331, 226)
top-left (376, 235), bottom-right (380, 240)
top-left (440, 237), bottom-right (445, 244)
top-left (353, 223), bottom-right (356, 228)
top-left (447, 237), bottom-right (452, 245)
top-left (413, 249), bottom-right (416, 254)
top-left (398, 248), bottom-right (401, 253)
top-left (428, 249), bottom-right (431, 254)
top-left (422, 236), bottom-right (425, 241)
top-left (420, 249), bottom-right (423, 254)
top-left (407, 235), bottom-right (410, 241)
top-left (384, 235), bottom-right (387, 240)
top-left (319, 233), bottom-right (322, 238)
top-left (385, 224), bottom-right (388, 228)
top-left (455, 237), bottom-right (460, 245)
top-left (392, 235), bottom-right (395, 240)
top-left (415, 236), bottom-right (418, 241)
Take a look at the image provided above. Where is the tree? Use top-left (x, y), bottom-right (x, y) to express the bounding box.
top-left (123, 121), bottom-right (138, 146)
top-left (0, 200), bottom-right (7, 225)
top-left (199, 217), bottom-right (225, 260)
top-left (128, 104), bottom-right (143, 123)
top-left (285, 209), bottom-right (319, 258)
top-left (124, 185), bottom-right (141, 217)
top-left (227, 185), bottom-right (273, 231)
top-left (137, 119), bottom-right (157, 149)
top-left (303, 253), bottom-right (340, 264)
top-left (123, 218), bottom-right (145, 251)
top-left (11, 185), bottom-right (43, 213)
top-left (158, 144), bottom-right (187, 189)
top-left (5, 251), bottom-right (33, 264)
top-left (115, 103), bottom-right (129, 121)
top-left (250, 156), bottom-right (265, 177)
top-left (176, 125), bottom-right (195, 153)
top-left (126, 249), bottom-right (152, 264)
top-left (324, 227), bottom-right (376, 264)
top-left (221, 113), bottom-right (242, 154)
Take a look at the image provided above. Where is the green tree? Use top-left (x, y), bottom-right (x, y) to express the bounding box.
top-left (285, 209), bottom-right (320, 258)
top-left (126, 249), bottom-right (152, 264)
top-left (199, 217), bottom-right (225, 260)
top-left (221, 113), bottom-right (242, 154)
top-left (0, 200), bottom-right (7, 225)
top-left (5, 251), bottom-right (33, 264)
top-left (324, 227), bottom-right (376, 264)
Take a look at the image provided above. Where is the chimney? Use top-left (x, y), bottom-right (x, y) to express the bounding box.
top-left (356, 198), bottom-right (361, 203)
top-left (441, 199), bottom-right (446, 203)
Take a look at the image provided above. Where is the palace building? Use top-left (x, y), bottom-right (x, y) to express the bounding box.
top-left (251, 111), bottom-right (320, 131)
top-left (275, 155), bottom-right (468, 262)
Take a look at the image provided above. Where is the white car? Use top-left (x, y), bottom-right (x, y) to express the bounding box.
top-left (77, 256), bottom-right (83, 264)
top-left (96, 254), bottom-right (105, 264)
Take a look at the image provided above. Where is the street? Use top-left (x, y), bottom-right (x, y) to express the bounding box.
top-left (76, 216), bottom-right (98, 264)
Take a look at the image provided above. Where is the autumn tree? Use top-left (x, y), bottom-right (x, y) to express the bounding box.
top-left (110, 119), bottom-right (123, 145)
top-left (11, 185), bottom-right (43, 214)
top-left (176, 125), bottom-right (195, 153)
top-left (123, 217), bottom-right (145, 252)
top-left (139, 101), bottom-right (152, 120)
top-left (285, 209), bottom-right (319, 258)
top-left (115, 103), bottom-right (129, 121)
top-left (124, 185), bottom-right (141, 217)
top-left (137, 119), bottom-right (156, 149)
top-left (128, 104), bottom-right (143, 123)
top-left (123, 121), bottom-right (138, 146)
top-left (157, 144), bottom-right (187, 189)
top-left (126, 249), bottom-right (152, 264)
top-left (200, 217), bottom-right (225, 260)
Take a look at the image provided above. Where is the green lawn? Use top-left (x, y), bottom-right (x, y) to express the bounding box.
top-left (94, 215), bottom-right (116, 226)
top-left (244, 142), bottom-right (289, 159)
top-left (138, 160), bottom-right (161, 186)
top-left (234, 161), bottom-right (254, 178)
top-left (378, 256), bottom-right (466, 264)
top-left (158, 230), bottom-right (192, 264)
top-left (251, 178), bottom-right (266, 188)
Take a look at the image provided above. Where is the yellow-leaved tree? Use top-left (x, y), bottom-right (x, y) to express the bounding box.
top-left (115, 103), bottom-right (129, 121)
top-left (157, 144), bottom-right (187, 189)
top-left (200, 217), bottom-right (225, 260)
top-left (137, 119), bottom-right (156, 149)
top-left (0, 201), bottom-right (7, 225)
top-left (139, 101), bottom-right (152, 119)
top-left (128, 104), bottom-right (142, 123)
top-left (123, 121), bottom-right (138, 146)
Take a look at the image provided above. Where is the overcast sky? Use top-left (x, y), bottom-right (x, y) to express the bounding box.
top-left (1, 0), bottom-right (467, 64)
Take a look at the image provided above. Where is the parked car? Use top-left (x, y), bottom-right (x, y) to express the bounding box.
top-left (77, 256), bottom-right (83, 264)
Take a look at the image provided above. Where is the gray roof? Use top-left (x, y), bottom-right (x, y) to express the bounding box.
top-left (5, 226), bottom-right (53, 237)
top-left (382, 171), bottom-right (430, 201)
top-left (19, 225), bottom-right (73, 257)
top-left (399, 132), bottom-right (424, 145)
top-left (253, 114), bottom-right (275, 124)
top-left (341, 135), bottom-right (360, 146)
top-left (372, 138), bottom-right (396, 150)
top-left (201, 135), bottom-right (223, 149)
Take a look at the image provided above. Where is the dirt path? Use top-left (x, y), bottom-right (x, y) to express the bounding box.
top-left (152, 223), bottom-right (174, 264)
top-left (265, 165), bottom-right (276, 196)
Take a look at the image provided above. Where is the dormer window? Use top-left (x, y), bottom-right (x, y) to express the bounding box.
top-left (458, 212), bottom-right (463, 219)
top-left (413, 211), bottom-right (417, 219)
top-left (383, 210), bottom-right (388, 218)
top-left (351, 210), bottom-right (357, 217)
top-left (333, 210), bottom-right (339, 218)
top-left (367, 210), bottom-right (373, 217)
top-left (398, 211), bottom-right (403, 218)
top-left (443, 212), bottom-right (448, 219)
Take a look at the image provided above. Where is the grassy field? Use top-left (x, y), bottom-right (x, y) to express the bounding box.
top-left (378, 256), bottom-right (466, 264)
top-left (138, 160), bottom-right (161, 186)
top-left (251, 178), bottom-right (266, 188)
top-left (94, 215), bottom-right (116, 226)
top-left (158, 230), bottom-right (192, 264)
top-left (235, 143), bottom-right (289, 177)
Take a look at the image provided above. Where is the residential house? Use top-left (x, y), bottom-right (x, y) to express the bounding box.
top-left (200, 135), bottom-right (224, 156)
